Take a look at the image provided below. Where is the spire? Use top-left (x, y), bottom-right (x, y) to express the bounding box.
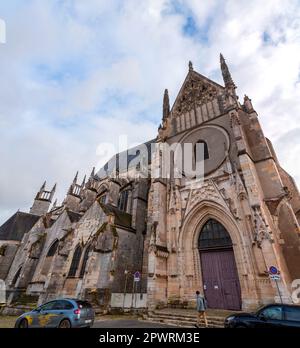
top-left (68, 171), bottom-right (82, 197)
top-left (90, 167), bottom-right (95, 178)
top-left (73, 171), bottom-right (78, 184)
top-left (188, 61), bottom-right (193, 72)
top-left (30, 181), bottom-right (53, 215)
top-left (35, 181), bottom-right (46, 199)
top-left (81, 175), bottom-right (86, 187)
top-left (243, 95), bottom-right (254, 113)
top-left (220, 53), bottom-right (236, 89)
top-left (51, 183), bottom-right (57, 192)
top-left (50, 183), bottom-right (56, 201)
top-left (40, 181), bottom-right (46, 192)
top-left (163, 89), bottom-right (170, 120)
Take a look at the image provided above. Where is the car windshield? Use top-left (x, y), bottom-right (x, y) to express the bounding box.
top-left (255, 305), bottom-right (268, 315)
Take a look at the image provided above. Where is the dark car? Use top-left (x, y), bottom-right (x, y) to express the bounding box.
top-left (224, 304), bottom-right (300, 328)
top-left (15, 298), bottom-right (95, 328)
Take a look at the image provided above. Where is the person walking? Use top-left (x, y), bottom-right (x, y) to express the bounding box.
top-left (195, 290), bottom-right (208, 328)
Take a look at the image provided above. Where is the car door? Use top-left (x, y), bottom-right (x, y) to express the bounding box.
top-left (256, 305), bottom-right (284, 328)
top-left (45, 300), bottom-right (69, 328)
top-left (282, 306), bottom-right (300, 328)
top-left (37, 301), bottom-right (56, 328)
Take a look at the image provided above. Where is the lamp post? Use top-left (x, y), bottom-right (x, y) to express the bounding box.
top-left (122, 270), bottom-right (129, 312)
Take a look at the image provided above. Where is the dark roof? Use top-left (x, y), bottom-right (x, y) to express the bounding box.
top-left (100, 203), bottom-right (133, 230)
top-left (66, 210), bottom-right (82, 223)
top-left (0, 211), bottom-right (40, 241)
top-left (96, 139), bottom-right (156, 179)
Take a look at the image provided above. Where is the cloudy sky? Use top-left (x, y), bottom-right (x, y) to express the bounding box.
top-left (0, 0), bottom-right (300, 224)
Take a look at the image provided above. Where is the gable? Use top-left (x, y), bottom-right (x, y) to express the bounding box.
top-left (171, 70), bottom-right (224, 118)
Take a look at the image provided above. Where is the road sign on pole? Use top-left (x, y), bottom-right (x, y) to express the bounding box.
top-left (269, 266), bottom-right (279, 275)
top-left (270, 274), bottom-right (281, 281)
top-left (134, 271), bottom-right (141, 282)
top-left (268, 266), bottom-right (283, 304)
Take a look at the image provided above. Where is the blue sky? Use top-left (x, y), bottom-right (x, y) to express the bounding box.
top-left (1, 0), bottom-right (300, 223)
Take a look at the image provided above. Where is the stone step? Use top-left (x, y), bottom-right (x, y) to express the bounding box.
top-left (152, 309), bottom-right (226, 318)
top-left (146, 313), bottom-right (225, 328)
top-left (145, 317), bottom-right (224, 328)
top-left (148, 316), bottom-right (223, 326)
top-left (149, 312), bottom-right (225, 323)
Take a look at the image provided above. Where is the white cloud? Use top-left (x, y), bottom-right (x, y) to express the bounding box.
top-left (0, 0), bottom-right (300, 223)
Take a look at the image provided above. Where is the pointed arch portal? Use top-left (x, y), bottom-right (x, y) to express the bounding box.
top-left (198, 219), bottom-right (241, 310)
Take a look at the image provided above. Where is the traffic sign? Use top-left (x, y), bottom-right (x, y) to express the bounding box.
top-left (270, 274), bottom-right (281, 281)
top-left (134, 271), bottom-right (141, 282)
top-left (268, 266), bottom-right (283, 304)
top-left (269, 266), bottom-right (279, 275)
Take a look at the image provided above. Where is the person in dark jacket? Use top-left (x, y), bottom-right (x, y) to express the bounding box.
top-left (195, 290), bottom-right (208, 328)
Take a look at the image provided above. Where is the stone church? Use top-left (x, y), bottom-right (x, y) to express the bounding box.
top-left (1, 55), bottom-right (300, 311)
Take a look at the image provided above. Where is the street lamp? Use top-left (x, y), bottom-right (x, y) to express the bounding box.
top-left (122, 270), bottom-right (129, 312)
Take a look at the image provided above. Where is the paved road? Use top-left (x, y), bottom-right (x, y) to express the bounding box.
top-left (93, 319), bottom-right (176, 328)
top-left (0, 316), bottom-right (177, 328)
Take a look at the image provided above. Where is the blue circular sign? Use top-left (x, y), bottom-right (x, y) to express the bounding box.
top-left (134, 271), bottom-right (141, 281)
top-left (269, 266), bottom-right (278, 275)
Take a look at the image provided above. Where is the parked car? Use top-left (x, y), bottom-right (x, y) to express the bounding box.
top-left (15, 298), bottom-right (95, 328)
top-left (224, 303), bottom-right (300, 328)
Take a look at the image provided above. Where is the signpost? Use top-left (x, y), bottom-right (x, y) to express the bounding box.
top-left (133, 271), bottom-right (141, 309)
top-left (134, 271), bottom-right (141, 282)
top-left (268, 266), bottom-right (283, 304)
top-left (122, 270), bottom-right (129, 312)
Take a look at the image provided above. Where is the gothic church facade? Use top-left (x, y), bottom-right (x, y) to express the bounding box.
top-left (1, 55), bottom-right (300, 311)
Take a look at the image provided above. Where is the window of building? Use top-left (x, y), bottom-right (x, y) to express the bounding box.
top-left (46, 240), bottom-right (59, 257)
top-left (198, 219), bottom-right (232, 250)
top-left (41, 240), bottom-right (59, 276)
top-left (195, 140), bottom-right (209, 161)
top-left (99, 194), bottom-right (107, 205)
top-left (68, 245), bottom-right (82, 278)
top-left (79, 245), bottom-right (91, 278)
top-left (11, 267), bottom-right (22, 287)
top-left (118, 190), bottom-right (129, 212)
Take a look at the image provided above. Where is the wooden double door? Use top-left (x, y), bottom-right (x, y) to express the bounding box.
top-left (201, 249), bottom-right (241, 311)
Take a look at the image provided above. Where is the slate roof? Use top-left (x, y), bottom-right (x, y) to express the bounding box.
top-left (96, 139), bottom-right (156, 179)
top-left (0, 211), bottom-right (40, 241)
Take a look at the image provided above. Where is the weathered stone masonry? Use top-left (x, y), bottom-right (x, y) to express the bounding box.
top-left (1, 55), bottom-right (300, 311)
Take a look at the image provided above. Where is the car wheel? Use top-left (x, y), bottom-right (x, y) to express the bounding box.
top-left (58, 319), bottom-right (71, 328)
top-left (18, 319), bottom-right (28, 328)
